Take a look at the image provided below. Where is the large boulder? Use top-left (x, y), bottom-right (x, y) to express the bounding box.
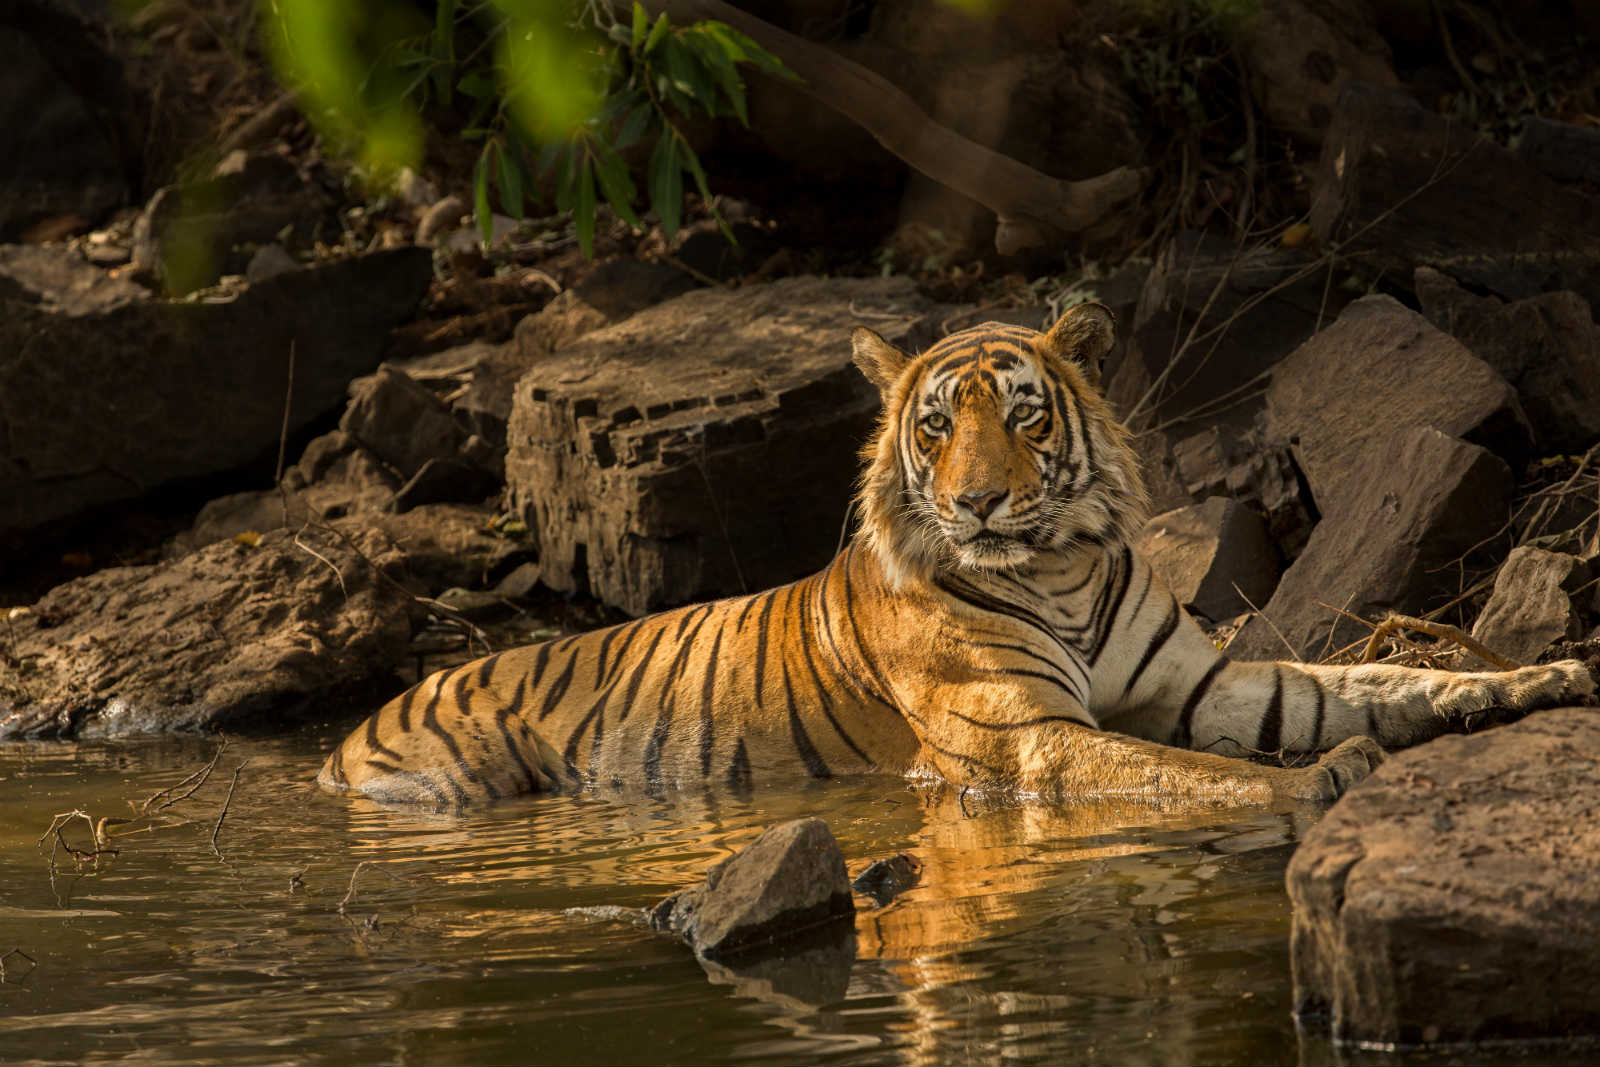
top-left (1469, 547), bottom-right (1592, 668)
top-left (1414, 267), bottom-right (1600, 452)
top-left (505, 275), bottom-right (945, 616)
top-left (1135, 497), bottom-right (1280, 625)
top-left (1289, 710), bottom-right (1600, 1046)
top-left (1229, 427), bottom-right (1511, 661)
top-left (0, 524), bottom-right (415, 739)
top-left (648, 818), bottom-right (855, 960)
top-left (0, 245), bottom-right (433, 550)
top-left (1311, 81), bottom-right (1600, 308)
top-left (1263, 295), bottom-right (1528, 512)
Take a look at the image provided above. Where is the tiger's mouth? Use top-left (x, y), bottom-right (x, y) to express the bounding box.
top-left (952, 529), bottom-right (1033, 569)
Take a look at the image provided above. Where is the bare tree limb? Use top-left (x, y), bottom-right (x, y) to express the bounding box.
top-left (634, 0), bottom-right (1148, 253)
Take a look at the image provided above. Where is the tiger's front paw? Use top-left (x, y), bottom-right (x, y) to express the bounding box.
top-left (1280, 736), bottom-right (1385, 802)
top-left (1451, 659), bottom-right (1599, 719)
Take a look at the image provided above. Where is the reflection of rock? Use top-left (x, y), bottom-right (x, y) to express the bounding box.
top-left (0, 524), bottom-right (414, 739)
top-left (1288, 710), bottom-right (1600, 1046)
top-left (649, 818), bottom-right (855, 960)
top-left (852, 853), bottom-right (923, 907)
top-left (697, 924), bottom-right (857, 1008)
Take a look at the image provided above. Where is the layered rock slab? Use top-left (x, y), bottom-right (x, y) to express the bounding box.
top-left (1289, 709), bottom-right (1600, 1047)
top-left (0, 525), bottom-right (414, 739)
top-left (505, 275), bottom-right (942, 615)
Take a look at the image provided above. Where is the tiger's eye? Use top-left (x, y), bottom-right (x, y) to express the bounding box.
top-left (1011, 402), bottom-right (1041, 423)
top-left (920, 412), bottom-right (950, 434)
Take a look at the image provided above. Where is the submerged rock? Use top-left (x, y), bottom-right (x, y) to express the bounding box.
top-left (0, 524), bottom-right (415, 739)
top-left (851, 852), bottom-right (923, 907)
top-left (648, 817), bottom-right (855, 960)
top-left (1289, 709), bottom-right (1600, 1047)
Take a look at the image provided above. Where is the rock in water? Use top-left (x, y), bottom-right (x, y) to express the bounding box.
top-left (649, 818), bottom-right (855, 960)
top-left (1288, 709), bottom-right (1600, 1047)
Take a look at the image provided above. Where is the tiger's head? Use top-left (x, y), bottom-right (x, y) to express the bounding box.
top-left (851, 303), bottom-right (1148, 585)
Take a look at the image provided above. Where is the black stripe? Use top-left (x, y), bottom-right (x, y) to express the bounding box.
top-left (364, 710), bottom-right (405, 763)
top-left (590, 624), bottom-right (628, 689)
top-left (781, 659), bottom-right (831, 778)
top-left (395, 686), bottom-right (419, 733)
top-left (615, 623), bottom-right (669, 723)
top-left (1173, 659), bottom-right (1226, 748)
top-left (727, 737), bottom-right (752, 790)
top-left (949, 709), bottom-right (1086, 731)
top-left (427, 673), bottom-right (497, 799)
top-left (751, 588), bottom-right (781, 705)
top-left (793, 579), bottom-right (873, 765)
top-left (536, 652), bottom-right (579, 721)
top-left (1087, 547), bottom-right (1134, 666)
top-left (699, 622), bottom-right (726, 776)
top-left (492, 706), bottom-right (540, 793)
top-left (473, 652), bottom-right (504, 688)
top-left (1310, 677), bottom-right (1326, 749)
top-left (597, 620), bottom-right (649, 689)
top-left (1256, 666), bottom-right (1284, 754)
top-left (935, 573), bottom-right (1077, 663)
top-left (1123, 602), bottom-right (1180, 697)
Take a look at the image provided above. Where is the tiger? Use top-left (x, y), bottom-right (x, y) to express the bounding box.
top-left (318, 302), bottom-right (1595, 809)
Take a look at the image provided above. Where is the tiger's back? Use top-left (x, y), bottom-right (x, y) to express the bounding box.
top-left (319, 549), bottom-right (922, 806)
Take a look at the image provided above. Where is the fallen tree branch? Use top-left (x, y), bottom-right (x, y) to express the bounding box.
top-left (632, 0), bottom-right (1147, 253)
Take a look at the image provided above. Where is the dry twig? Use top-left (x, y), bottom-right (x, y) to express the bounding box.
top-left (1358, 613), bottom-right (1522, 670)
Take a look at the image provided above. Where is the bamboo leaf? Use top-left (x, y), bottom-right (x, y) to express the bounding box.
top-left (430, 0), bottom-right (455, 103)
top-left (592, 139), bottom-right (640, 228)
top-left (631, 2), bottom-right (648, 51)
top-left (615, 102), bottom-right (654, 150)
top-left (648, 134), bottom-right (682, 241)
top-left (497, 138), bottom-right (525, 220)
top-left (473, 145), bottom-right (493, 245)
top-left (644, 11), bottom-right (670, 55)
top-left (575, 155), bottom-right (597, 258)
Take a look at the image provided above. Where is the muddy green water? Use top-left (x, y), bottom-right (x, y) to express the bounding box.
top-left (0, 725), bottom-right (1432, 1065)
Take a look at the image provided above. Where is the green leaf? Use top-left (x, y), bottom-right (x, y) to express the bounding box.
top-left (592, 139), bottom-right (640, 228)
top-left (554, 141), bottom-right (577, 213)
top-left (615, 101), bottom-right (654, 150)
top-left (430, 0), bottom-right (456, 103)
top-left (473, 145), bottom-right (493, 245)
top-left (456, 69), bottom-right (495, 100)
top-left (679, 139), bottom-right (733, 244)
top-left (693, 31), bottom-right (747, 124)
top-left (631, 3), bottom-right (648, 51)
top-left (648, 134), bottom-right (682, 241)
top-left (575, 156), bottom-right (597, 258)
top-left (659, 36), bottom-right (715, 114)
top-left (644, 12), bottom-right (670, 55)
top-left (713, 24), bottom-right (797, 80)
top-left (497, 138), bottom-right (525, 220)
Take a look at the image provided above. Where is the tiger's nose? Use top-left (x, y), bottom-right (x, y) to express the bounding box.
top-left (956, 489), bottom-right (1008, 519)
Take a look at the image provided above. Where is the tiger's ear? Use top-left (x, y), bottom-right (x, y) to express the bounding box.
top-left (851, 327), bottom-right (912, 399)
top-left (1044, 302), bottom-right (1116, 385)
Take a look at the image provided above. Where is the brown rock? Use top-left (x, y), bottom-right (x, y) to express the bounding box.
top-left (648, 818), bottom-right (854, 960)
top-left (1229, 427), bottom-right (1511, 661)
top-left (1289, 710), bottom-right (1600, 1046)
top-left (0, 525), bottom-right (414, 739)
top-left (1414, 267), bottom-right (1600, 452)
top-left (1136, 497), bottom-right (1280, 624)
top-left (341, 365), bottom-right (466, 482)
top-left (1264, 295), bottom-right (1528, 512)
top-left (1311, 82), bottom-right (1600, 308)
top-left (1470, 547), bottom-right (1591, 668)
top-left (1237, 0), bottom-right (1399, 143)
top-left (0, 245), bottom-right (433, 548)
top-left (505, 275), bottom-right (944, 615)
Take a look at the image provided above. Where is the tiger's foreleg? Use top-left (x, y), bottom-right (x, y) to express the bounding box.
top-left (1174, 657), bottom-right (1595, 757)
top-left (911, 678), bottom-right (1382, 802)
